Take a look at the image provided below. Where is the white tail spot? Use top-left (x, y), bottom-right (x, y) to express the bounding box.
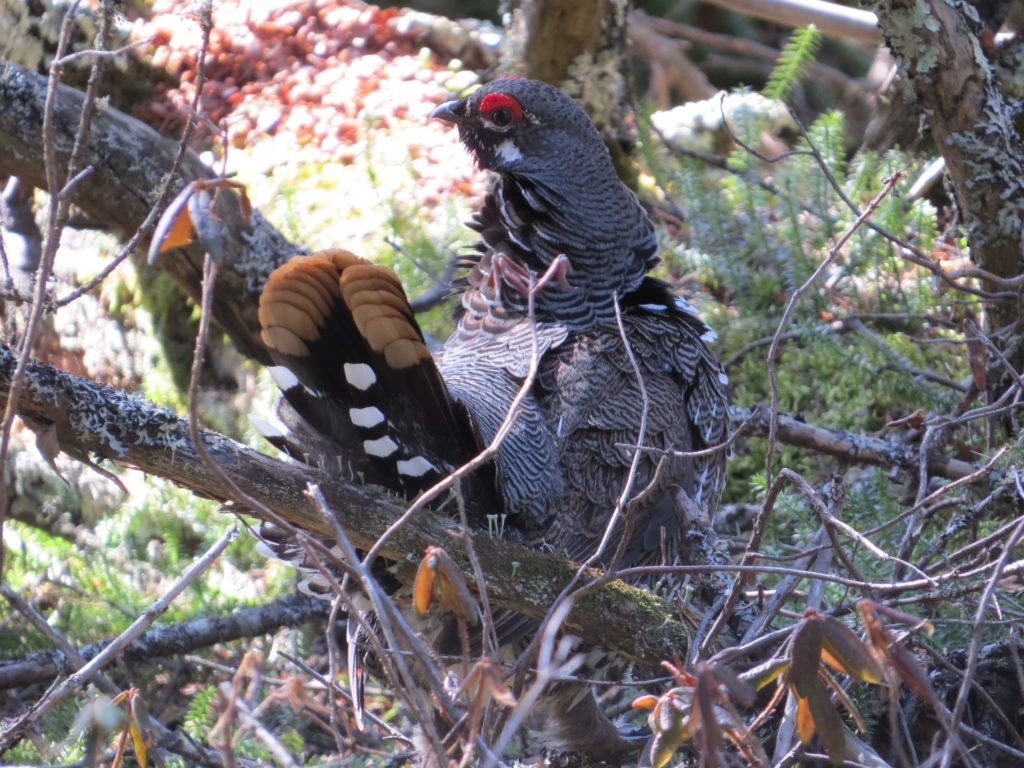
top-left (718, 371), bottom-right (730, 385)
top-left (349, 406), bottom-right (385, 428)
top-left (397, 455), bottom-right (437, 477)
top-left (344, 363), bottom-right (377, 391)
top-left (249, 414), bottom-right (286, 439)
top-left (363, 435), bottom-right (399, 457)
top-left (700, 327), bottom-right (718, 344)
top-left (639, 303), bottom-right (668, 312)
top-left (268, 365), bottom-right (300, 391)
top-left (674, 296), bottom-right (700, 315)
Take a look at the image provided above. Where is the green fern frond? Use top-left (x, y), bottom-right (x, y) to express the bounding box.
top-left (764, 25), bottom-right (823, 101)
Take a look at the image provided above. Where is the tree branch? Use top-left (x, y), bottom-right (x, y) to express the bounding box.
top-left (734, 406), bottom-right (979, 481)
top-left (0, 341), bottom-right (700, 669)
top-left (696, 0), bottom-right (883, 44)
top-left (0, 593), bottom-right (328, 691)
top-left (0, 60), bottom-right (302, 365)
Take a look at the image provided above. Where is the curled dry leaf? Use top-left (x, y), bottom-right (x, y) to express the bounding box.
top-left (818, 613), bottom-right (883, 684)
top-left (460, 658), bottom-right (517, 709)
top-left (148, 177), bottom-right (253, 264)
top-left (858, 600), bottom-right (940, 709)
top-left (412, 545), bottom-right (479, 623)
top-left (637, 662), bottom-right (764, 768)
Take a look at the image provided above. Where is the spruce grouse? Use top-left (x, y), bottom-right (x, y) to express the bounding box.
top-left (255, 77), bottom-right (730, 761)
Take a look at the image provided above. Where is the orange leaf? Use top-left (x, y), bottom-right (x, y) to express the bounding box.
top-left (412, 550), bottom-right (436, 616)
top-left (632, 694), bottom-right (660, 710)
top-left (159, 204), bottom-right (195, 252)
top-left (819, 615), bottom-right (883, 684)
top-left (795, 693), bottom-right (815, 744)
top-left (148, 183), bottom-right (198, 264)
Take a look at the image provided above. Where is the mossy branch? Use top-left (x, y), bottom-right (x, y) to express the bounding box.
top-left (0, 341), bottom-right (700, 668)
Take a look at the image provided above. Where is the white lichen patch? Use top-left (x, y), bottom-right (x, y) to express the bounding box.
top-left (651, 91), bottom-right (795, 153)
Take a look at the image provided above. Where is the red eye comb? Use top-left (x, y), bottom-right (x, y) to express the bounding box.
top-left (480, 92), bottom-right (523, 120)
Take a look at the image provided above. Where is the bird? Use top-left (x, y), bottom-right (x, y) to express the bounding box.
top-left (255, 76), bottom-right (730, 762)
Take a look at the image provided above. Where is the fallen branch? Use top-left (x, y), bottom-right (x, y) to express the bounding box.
top-left (696, 0), bottom-right (883, 44)
top-left (0, 593), bottom-right (328, 691)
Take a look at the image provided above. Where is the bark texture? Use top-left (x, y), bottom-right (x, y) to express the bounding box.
top-left (0, 61), bottom-right (304, 365)
top-left (871, 0), bottom-right (1024, 402)
top-left (503, 0), bottom-right (633, 160)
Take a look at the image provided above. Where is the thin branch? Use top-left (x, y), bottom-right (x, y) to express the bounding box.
top-left (0, 526), bottom-right (238, 752)
top-left (765, 172), bottom-right (903, 481)
top-left (940, 470), bottom-right (1024, 768)
top-left (0, 593), bottom-right (327, 691)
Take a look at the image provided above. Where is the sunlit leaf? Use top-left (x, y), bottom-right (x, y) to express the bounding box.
top-left (819, 615), bottom-right (883, 683)
top-left (742, 657), bottom-right (790, 691)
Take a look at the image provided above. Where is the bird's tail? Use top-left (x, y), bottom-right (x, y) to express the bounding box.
top-left (256, 249), bottom-right (488, 497)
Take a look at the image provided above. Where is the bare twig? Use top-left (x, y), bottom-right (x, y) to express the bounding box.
top-left (765, 173), bottom-right (903, 481)
top-left (0, 0), bottom-right (88, 580)
top-left (55, 0), bottom-right (214, 308)
top-left (940, 470), bottom-right (1024, 768)
top-left (734, 405), bottom-right (978, 480)
top-left (306, 484), bottom-right (464, 765)
top-left (0, 526), bottom-right (238, 752)
top-left (223, 686), bottom-right (301, 768)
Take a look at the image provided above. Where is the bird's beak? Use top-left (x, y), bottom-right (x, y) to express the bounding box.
top-left (430, 99), bottom-right (464, 124)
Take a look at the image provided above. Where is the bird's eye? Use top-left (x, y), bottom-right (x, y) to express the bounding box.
top-left (488, 107), bottom-right (515, 128)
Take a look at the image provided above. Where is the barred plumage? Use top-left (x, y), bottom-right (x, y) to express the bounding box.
top-left (256, 77), bottom-right (730, 761)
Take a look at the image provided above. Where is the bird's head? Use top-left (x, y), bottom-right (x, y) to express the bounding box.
top-left (430, 77), bottom-right (607, 176)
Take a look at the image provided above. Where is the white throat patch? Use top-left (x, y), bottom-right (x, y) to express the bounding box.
top-left (496, 139), bottom-right (522, 164)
